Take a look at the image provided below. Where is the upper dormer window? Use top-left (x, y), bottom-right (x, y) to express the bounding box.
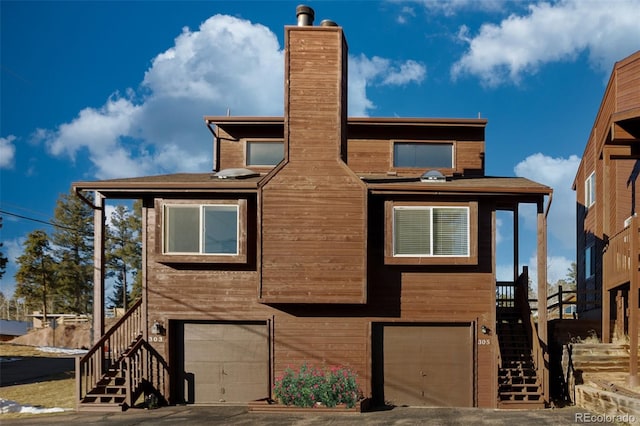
top-left (246, 141), bottom-right (284, 167)
top-left (393, 142), bottom-right (454, 169)
top-left (585, 172), bottom-right (595, 208)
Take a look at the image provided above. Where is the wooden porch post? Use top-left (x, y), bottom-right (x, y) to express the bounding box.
top-left (93, 192), bottom-right (105, 345)
top-left (628, 216), bottom-right (639, 386)
top-left (513, 205), bottom-right (519, 282)
top-left (537, 199), bottom-right (549, 402)
top-left (602, 287), bottom-right (611, 343)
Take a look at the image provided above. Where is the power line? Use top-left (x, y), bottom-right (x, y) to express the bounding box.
top-left (0, 209), bottom-right (80, 232)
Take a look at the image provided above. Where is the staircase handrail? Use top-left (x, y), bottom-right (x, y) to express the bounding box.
top-left (76, 298), bottom-right (143, 408)
top-left (514, 267), bottom-right (545, 401)
top-left (122, 335), bottom-right (170, 408)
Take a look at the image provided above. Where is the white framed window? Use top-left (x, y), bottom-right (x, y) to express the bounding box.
top-left (393, 142), bottom-right (454, 169)
top-left (585, 172), bottom-right (595, 208)
top-left (164, 204), bottom-right (239, 255)
top-left (393, 206), bottom-right (469, 257)
top-left (246, 140), bottom-right (284, 167)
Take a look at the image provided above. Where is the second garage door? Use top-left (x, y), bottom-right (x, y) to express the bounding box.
top-left (380, 323), bottom-right (473, 407)
top-left (181, 322), bottom-right (269, 404)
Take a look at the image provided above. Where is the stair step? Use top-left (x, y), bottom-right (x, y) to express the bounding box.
top-left (88, 387), bottom-right (127, 396)
top-left (82, 394), bottom-right (126, 404)
top-left (498, 400), bottom-right (545, 409)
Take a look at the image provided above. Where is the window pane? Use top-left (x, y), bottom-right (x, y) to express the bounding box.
top-left (165, 206), bottom-right (199, 253)
top-left (394, 208), bottom-right (431, 255)
top-left (203, 205), bottom-right (238, 254)
top-left (247, 141), bottom-right (284, 166)
top-left (394, 143), bottom-right (453, 168)
top-left (433, 208), bottom-right (468, 256)
top-left (585, 246), bottom-right (594, 278)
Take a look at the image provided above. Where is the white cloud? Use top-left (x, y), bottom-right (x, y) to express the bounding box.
top-left (38, 14), bottom-right (424, 178)
top-left (382, 60), bottom-right (427, 86)
top-left (524, 254), bottom-right (574, 295)
top-left (451, 0), bottom-right (640, 86)
top-left (0, 135), bottom-right (16, 169)
top-left (411, 0), bottom-right (507, 16)
top-left (349, 54), bottom-right (426, 116)
top-left (514, 153), bottom-right (580, 250)
top-left (396, 6), bottom-right (416, 24)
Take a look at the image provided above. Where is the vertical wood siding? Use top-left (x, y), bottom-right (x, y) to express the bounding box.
top-left (617, 55), bottom-right (640, 112)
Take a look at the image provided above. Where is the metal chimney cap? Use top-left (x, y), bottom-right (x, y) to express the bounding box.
top-left (296, 5), bottom-right (315, 26)
top-left (320, 19), bottom-right (338, 27)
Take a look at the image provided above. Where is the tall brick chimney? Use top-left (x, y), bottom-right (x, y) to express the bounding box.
top-left (258, 6), bottom-right (367, 304)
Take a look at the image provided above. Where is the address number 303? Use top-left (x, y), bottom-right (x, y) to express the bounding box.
top-left (477, 338), bottom-right (491, 345)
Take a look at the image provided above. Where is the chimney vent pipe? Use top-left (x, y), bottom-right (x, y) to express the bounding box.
top-left (296, 5), bottom-right (314, 26)
top-left (320, 19), bottom-right (338, 27)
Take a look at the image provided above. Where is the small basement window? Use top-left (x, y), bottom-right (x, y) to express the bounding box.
top-left (246, 141), bottom-right (284, 167)
top-left (159, 199), bottom-right (247, 263)
top-left (393, 142), bottom-right (454, 168)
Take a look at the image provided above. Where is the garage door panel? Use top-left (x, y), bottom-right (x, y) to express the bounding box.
top-left (221, 362), bottom-right (268, 383)
top-left (184, 323), bottom-right (225, 340)
top-left (382, 324), bottom-right (473, 407)
top-left (182, 322), bottom-right (269, 404)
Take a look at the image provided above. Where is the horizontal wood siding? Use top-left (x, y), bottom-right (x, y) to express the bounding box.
top-left (259, 27), bottom-right (367, 303)
top-left (143, 194), bottom-right (498, 406)
top-left (273, 316), bottom-right (368, 379)
top-left (347, 139), bottom-right (484, 176)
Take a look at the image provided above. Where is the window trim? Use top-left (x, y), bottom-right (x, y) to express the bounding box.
top-left (391, 140), bottom-right (456, 172)
top-left (244, 139), bottom-right (284, 168)
top-left (384, 201), bottom-right (478, 265)
top-left (585, 171), bottom-right (595, 208)
top-left (155, 199), bottom-right (247, 264)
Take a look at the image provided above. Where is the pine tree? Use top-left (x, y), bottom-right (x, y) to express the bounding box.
top-left (15, 230), bottom-right (57, 323)
top-left (51, 190), bottom-right (94, 314)
top-left (107, 272), bottom-right (130, 309)
top-left (105, 201), bottom-right (142, 311)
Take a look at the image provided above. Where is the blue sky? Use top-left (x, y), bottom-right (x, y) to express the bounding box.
top-left (1, 0), bottom-right (640, 299)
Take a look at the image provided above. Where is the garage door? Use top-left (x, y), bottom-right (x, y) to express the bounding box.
top-left (181, 322), bottom-right (269, 404)
top-left (381, 324), bottom-right (473, 407)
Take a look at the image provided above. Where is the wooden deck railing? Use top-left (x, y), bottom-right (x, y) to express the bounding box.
top-left (123, 336), bottom-right (170, 408)
top-left (547, 285), bottom-right (577, 319)
top-left (604, 225), bottom-right (632, 290)
top-left (76, 299), bottom-right (143, 407)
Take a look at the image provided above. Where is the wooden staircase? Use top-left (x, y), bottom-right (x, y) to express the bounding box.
top-left (497, 309), bottom-right (544, 408)
top-left (76, 299), bottom-right (169, 411)
top-left (79, 366), bottom-right (129, 411)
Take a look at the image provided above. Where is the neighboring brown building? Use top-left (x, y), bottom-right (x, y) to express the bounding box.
top-left (573, 50), bottom-right (640, 383)
top-left (73, 6), bottom-right (552, 411)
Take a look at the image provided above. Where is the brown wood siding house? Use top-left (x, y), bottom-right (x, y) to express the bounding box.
top-left (573, 50), bottom-right (640, 384)
top-left (73, 7), bottom-right (552, 411)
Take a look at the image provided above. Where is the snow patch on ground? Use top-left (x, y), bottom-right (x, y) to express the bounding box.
top-left (0, 398), bottom-right (67, 414)
top-left (37, 346), bottom-right (88, 356)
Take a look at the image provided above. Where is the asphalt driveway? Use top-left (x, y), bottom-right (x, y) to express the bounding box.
top-left (0, 356), bottom-right (75, 387)
top-left (0, 405), bottom-right (621, 425)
